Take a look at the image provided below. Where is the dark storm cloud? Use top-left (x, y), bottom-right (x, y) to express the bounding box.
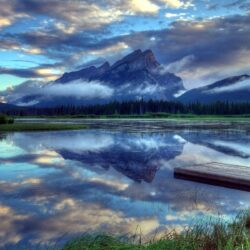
top-left (0, 67), bottom-right (42, 78)
top-left (5, 12), bottom-right (250, 67)
top-left (239, 3), bottom-right (250, 10)
top-left (2, 0), bottom-right (124, 30)
top-left (0, 63), bottom-right (61, 80)
top-left (123, 14), bottom-right (250, 66)
top-left (219, 0), bottom-right (250, 11)
top-left (224, 0), bottom-right (248, 8)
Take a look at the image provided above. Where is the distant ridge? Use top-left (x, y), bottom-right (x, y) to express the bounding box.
top-left (0, 102), bottom-right (18, 111)
top-left (178, 75), bottom-right (250, 103)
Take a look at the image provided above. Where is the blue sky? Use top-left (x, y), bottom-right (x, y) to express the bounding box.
top-left (0, 0), bottom-right (250, 92)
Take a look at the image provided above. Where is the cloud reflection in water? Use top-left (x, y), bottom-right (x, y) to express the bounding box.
top-left (0, 127), bottom-right (249, 247)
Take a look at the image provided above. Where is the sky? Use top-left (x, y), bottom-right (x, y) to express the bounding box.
top-left (0, 0), bottom-right (250, 93)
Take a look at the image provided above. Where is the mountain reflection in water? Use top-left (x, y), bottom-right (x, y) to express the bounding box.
top-left (0, 122), bottom-right (249, 248)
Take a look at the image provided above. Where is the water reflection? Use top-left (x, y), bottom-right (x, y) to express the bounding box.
top-left (0, 123), bottom-right (250, 248)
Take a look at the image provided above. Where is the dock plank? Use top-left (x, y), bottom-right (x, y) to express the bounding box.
top-left (174, 162), bottom-right (250, 191)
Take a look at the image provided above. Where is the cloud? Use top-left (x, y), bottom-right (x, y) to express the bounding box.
top-left (160, 0), bottom-right (194, 9)
top-left (129, 0), bottom-right (159, 14)
top-left (178, 50), bottom-right (250, 88)
top-left (224, 0), bottom-right (248, 8)
top-left (159, 55), bottom-right (195, 74)
top-left (110, 13), bottom-right (250, 88)
top-left (1, 129), bottom-right (250, 247)
top-left (0, 38), bottom-right (43, 55)
top-left (0, 17), bottom-right (11, 27)
top-left (0, 1), bottom-right (250, 90)
top-left (0, 0), bottom-right (195, 36)
top-left (0, 205), bottom-right (28, 247)
top-left (86, 42), bottom-right (129, 56)
top-left (165, 12), bottom-right (186, 18)
top-left (0, 67), bottom-right (42, 78)
top-left (1, 80), bottom-right (114, 105)
top-left (119, 82), bottom-right (166, 97)
top-left (207, 77), bottom-right (250, 93)
top-left (2, 0), bottom-right (181, 36)
top-left (12, 0), bottom-right (123, 32)
top-left (43, 81), bottom-right (114, 99)
top-left (0, 66), bottom-right (60, 80)
top-left (0, 2), bottom-right (28, 30)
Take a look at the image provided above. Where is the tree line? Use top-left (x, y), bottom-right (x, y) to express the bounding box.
top-left (2, 100), bottom-right (250, 116)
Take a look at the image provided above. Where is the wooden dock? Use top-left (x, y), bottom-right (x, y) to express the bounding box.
top-left (174, 162), bottom-right (250, 191)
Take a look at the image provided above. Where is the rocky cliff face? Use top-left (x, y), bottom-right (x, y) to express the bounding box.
top-left (6, 50), bottom-right (186, 107)
top-left (57, 62), bottom-right (111, 83)
top-left (56, 49), bottom-right (185, 101)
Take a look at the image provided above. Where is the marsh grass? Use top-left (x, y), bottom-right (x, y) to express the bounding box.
top-left (15, 113), bottom-right (250, 121)
top-left (0, 123), bottom-right (87, 132)
top-left (62, 211), bottom-right (250, 250)
top-left (6, 212), bottom-right (250, 249)
top-left (0, 114), bottom-right (14, 124)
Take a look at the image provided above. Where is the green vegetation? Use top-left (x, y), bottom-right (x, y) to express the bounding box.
top-left (15, 113), bottom-right (250, 121)
top-left (0, 123), bottom-right (87, 132)
top-left (4, 100), bottom-right (250, 117)
top-left (63, 212), bottom-right (250, 250)
top-left (0, 114), bottom-right (14, 124)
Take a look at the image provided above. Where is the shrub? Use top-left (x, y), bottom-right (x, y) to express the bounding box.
top-left (0, 114), bottom-right (14, 124)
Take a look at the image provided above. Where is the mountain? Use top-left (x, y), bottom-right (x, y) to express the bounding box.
top-left (178, 75), bottom-right (250, 103)
top-left (6, 50), bottom-right (250, 107)
top-left (56, 62), bottom-right (111, 83)
top-left (56, 50), bottom-right (183, 95)
top-left (57, 132), bottom-right (184, 183)
top-left (9, 49), bottom-right (185, 107)
top-left (38, 49), bottom-right (184, 106)
top-left (0, 103), bottom-right (18, 112)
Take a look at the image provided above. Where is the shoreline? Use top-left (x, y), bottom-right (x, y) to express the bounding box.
top-left (14, 114), bottom-right (250, 122)
top-left (0, 123), bottom-right (87, 132)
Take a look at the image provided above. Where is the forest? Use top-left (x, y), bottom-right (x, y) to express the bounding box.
top-left (2, 100), bottom-right (250, 116)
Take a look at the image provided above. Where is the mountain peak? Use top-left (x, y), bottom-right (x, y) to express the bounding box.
top-left (94, 61), bottom-right (110, 77)
top-left (143, 49), bottom-right (154, 55)
top-left (110, 49), bottom-right (159, 72)
top-left (100, 61), bottom-right (110, 70)
top-left (141, 49), bottom-right (159, 70)
top-left (111, 49), bottom-right (142, 69)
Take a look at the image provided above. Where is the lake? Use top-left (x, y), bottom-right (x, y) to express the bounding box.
top-left (0, 119), bottom-right (250, 248)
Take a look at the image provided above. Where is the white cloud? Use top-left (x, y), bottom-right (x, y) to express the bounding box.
top-left (165, 12), bottom-right (186, 18)
top-left (121, 82), bottom-right (166, 95)
top-left (129, 0), bottom-right (159, 14)
top-left (44, 81), bottom-right (114, 99)
top-left (88, 42), bottom-right (129, 56)
top-left (0, 17), bottom-right (11, 28)
top-left (174, 89), bottom-right (187, 97)
top-left (12, 132), bottom-right (114, 153)
top-left (160, 0), bottom-right (194, 9)
top-left (1, 80), bottom-right (114, 106)
top-left (159, 55), bottom-right (195, 74)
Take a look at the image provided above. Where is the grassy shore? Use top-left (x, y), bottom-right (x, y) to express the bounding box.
top-left (63, 212), bottom-right (250, 250)
top-left (15, 113), bottom-right (250, 121)
top-left (0, 123), bottom-right (87, 132)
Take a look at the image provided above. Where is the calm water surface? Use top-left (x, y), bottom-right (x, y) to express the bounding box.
top-left (1, 120), bottom-right (250, 248)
